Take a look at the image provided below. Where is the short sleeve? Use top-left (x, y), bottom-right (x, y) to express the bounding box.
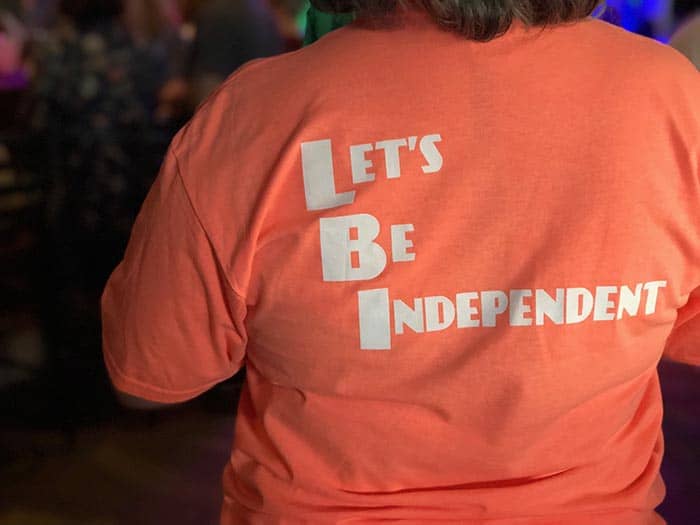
top-left (101, 148), bottom-right (247, 403)
top-left (663, 285), bottom-right (700, 366)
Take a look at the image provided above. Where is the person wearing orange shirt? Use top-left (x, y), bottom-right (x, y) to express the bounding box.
top-left (102, 0), bottom-right (700, 523)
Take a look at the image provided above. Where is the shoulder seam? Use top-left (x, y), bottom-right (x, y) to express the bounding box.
top-left (171, 148), bottom-right (249, 304)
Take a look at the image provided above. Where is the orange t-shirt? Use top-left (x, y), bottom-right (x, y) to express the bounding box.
top-left (101, 9), bottom-right (700, 524)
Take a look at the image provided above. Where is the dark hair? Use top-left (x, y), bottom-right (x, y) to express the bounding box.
top-left (59, 0), bottom-right (124, 27)
top-left (310, 0), bottom-right (606, 41)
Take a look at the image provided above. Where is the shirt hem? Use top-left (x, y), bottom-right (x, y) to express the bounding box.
top-left (103, 348), bottom-right (233, 403)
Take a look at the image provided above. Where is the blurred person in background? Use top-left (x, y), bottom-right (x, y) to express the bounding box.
top-left (123, 0), bottom-right (190, 124)
top-left (303, 0), bottom-right (353, 45)
top-left (670, 10), bottom-right (700, 68)
top-left (31, 0), bottom-right (182, 421)
top-left (0, 6), bottom-right (30, 131)
top-left (603, 0), bottom-right (674, 40)
top-left (20, 0), bottom-right (59, 31)
top-left (101, 0), bottom-right (700, 524)
top-left (268, 0), bottom-right (307, 51)
top-left (184, 0), bottom-right (285, 106)
top-left (0, 5), bottom-right (28, 91)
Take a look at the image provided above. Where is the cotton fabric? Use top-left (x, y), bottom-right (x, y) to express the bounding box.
top-left (102, 10), bottom-right (700, 524)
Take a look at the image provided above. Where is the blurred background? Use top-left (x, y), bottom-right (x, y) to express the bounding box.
top-left (0, 1), bottom-right (698, 524)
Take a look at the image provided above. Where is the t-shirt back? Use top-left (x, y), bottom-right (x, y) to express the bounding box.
top-left (102, 10), bottom-right (700, 524)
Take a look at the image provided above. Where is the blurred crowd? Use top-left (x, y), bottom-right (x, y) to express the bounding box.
top-left (0, 0), bottom-right (699, 424)
top-left (0, 0), bottom-right (306, 422)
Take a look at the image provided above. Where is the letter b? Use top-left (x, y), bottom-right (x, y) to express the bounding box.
top-left (320, 214), bottom-right (387, 282)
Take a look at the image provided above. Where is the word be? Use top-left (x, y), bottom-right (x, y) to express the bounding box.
top-left (320, 214), bottom-right (415, 282)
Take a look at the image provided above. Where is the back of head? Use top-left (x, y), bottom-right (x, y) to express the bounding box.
top-left (311, 0), bottom-right (603, 41)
